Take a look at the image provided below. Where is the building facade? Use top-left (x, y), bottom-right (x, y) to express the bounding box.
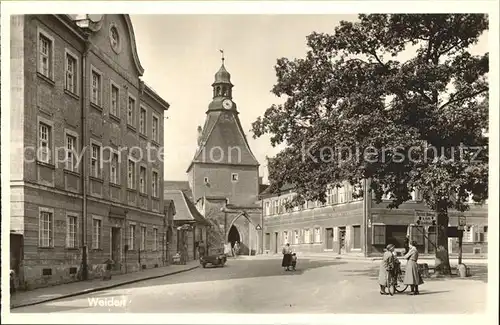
top-left (164, 190), bottom-right (211, 262)
top-left (261, 181), bottom-right (488, 257)
top-left (178, 58), bottom-right (263, 255)
top-left (10, 14), bottom-right (170, 290)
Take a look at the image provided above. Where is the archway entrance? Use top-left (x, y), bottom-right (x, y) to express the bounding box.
top-left (228, 225), bottom-right (240, 248)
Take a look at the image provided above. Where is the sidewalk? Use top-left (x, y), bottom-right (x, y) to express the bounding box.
top-left (10, 261), bottom-right (199, 309)
top-left (238, 253), bottom-right (488, 265)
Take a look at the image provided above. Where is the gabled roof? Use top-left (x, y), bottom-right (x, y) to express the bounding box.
top-left (164, 181), bottom-right (193, 200)
top-left (64, 14), bottom-right (144, 76)
top-left (187, 110), bottom-right (260, 171)
top-left (164, 190), bottom-right (210, 226)
top-left (259, 182), bottom-right (296, 199)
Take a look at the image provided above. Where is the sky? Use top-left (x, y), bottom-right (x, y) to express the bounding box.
top-left (129, 14), bottom-right (357, 182)
top-left (129, 14), bottom-right (488, 183)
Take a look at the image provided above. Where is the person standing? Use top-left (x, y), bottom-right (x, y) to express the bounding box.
top-left (403, 240), bottom-right (424, 295)
top-left (198, 240), bottom-right (206, 258)
top-left (281, 243), bottom-right (292, 271)
top-left (233, 241), bottom-right (240, 257)
top-left (378, 244), bottom-right (396, 295)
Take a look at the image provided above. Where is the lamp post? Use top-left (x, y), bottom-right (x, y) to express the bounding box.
top-left (256, 224), bottom-right (262, 256)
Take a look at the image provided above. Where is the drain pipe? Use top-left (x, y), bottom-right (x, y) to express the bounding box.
top-left (80, 37), bottom-right (91, 280)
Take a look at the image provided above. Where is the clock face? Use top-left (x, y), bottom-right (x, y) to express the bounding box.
top-left (222, 99), bottom-right (233, 110)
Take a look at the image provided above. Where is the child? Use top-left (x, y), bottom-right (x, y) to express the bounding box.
top-left (291, 253), bottom-right (297, 271)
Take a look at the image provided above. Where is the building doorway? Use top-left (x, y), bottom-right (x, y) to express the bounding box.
top-left (326, 228), bottom-right (334, 249)
top-left (339, 227), bottom-right (346, 253)
top-left (428, 226), bottom-right (437, 254)
top-left (228, 225), bottom-right (241, 248)
top-left (111, 227), bottom-right (121, 270)
top-left (265, 233), bottom-right (271, 251)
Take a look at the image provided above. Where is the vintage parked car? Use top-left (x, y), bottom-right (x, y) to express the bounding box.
top-left (200, 252), bottom-right (227, 268)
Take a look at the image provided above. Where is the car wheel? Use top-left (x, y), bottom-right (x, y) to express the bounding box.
top-left (202, 263), bottom-right (207, 268)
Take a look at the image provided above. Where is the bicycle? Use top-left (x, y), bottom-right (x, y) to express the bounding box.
top-left (387, 261), bottom-right (409, 295)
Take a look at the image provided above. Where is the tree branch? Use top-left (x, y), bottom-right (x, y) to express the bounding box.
top-left (439, 88), bottom-right (488, 110)
top-left (370, 50), bottom-right (386, 68)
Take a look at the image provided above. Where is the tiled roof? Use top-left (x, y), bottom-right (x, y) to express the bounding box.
top-left (163, 181), bottom-right (193, 200)
top-left (188, 111), bottom-right (260, 170)
top-left (164, 190), bottom-right (210, 226)
top-left (259, 182), bottom-right (296, 198)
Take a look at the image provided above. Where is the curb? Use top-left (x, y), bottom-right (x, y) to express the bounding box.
top-left (10, 265), bottom-right (199, 310)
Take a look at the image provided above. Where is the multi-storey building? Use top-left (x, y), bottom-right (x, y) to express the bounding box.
top-left (164, 58), bottom-right (264, 256)
top-left (261, 181), bottom-right (488, 257)
top-left (10, 14), bottom-right (170, 289)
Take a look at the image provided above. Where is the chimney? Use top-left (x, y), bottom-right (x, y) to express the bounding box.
top-left (197, 126), bottom-right (203, 146)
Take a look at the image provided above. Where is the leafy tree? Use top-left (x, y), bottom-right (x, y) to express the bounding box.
top-left (252, 14), bottom-right (488, 274)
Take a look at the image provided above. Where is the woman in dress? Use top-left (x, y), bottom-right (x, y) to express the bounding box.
top-left (281, 243), bottom-right (292, 271)
top-left (402, 240), bottom-right (424, 295)
top-left (378, 244), bottom-right (396, 295)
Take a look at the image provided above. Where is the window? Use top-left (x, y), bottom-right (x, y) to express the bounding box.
top-left (91, 144), bottom-right (101, 178)
top-left (314, 227), bottom-right (321, 243)
top-left (92, 218), bottom-right (102, 249)
top-left (66, 215), bottom-right (77, 248)
top-left (39, 123), bottom-right (51, 163)
top-left (411, 225), bottom-right (425, 245)
top-left (140, 107), bottom-right (146, 134)
top-left (65, 134), bottom-right (76, 171)
top-left (346, 184), bottom-right (353, 202)
top-left (152, 115), bottom-right (159, 141)
top-left (265, 202), bottom-right (270, 216)
top-left (303, 229), bottom-right (311, 244)
top-left (283, 231), bottom-right (289, 245)
top-left (91, 70), bottom-right (102, 106)
top-left (110, 26), bottom-right (120, 50)
top-left (128, 160), bottom-right (136, 189)
top-left (231, 173), bottom-right (239, 182)
top-left (338, 186), bottom-right (346, 203)
top-left (153, 228), bottom-right (158, 251)
top-left (110, 152), bottom-right (119, 184)
top-left (152, 171), bottom-right (158, 197)
top-left (140, 226), bottom-right (147, 251)
top-left (139, 166), bottom-right (146, 193)
top-left (127, 96), bottom-right (136, 126)
top-left (464, 226), bottom-right (473, 242)
top-left (38, 33), bottom-right (52, 78)
top-left (110, 84), bottom-right (119, 117)
top-left (129, 224), bottom-right (136, 250)
top-left (353, 225), bottom-right (361, 249)
top-left (65, 53), bottom-right (77, 93)
top-left (39, 210), bottom-right (53, 247)
top-left (293, 230), bottom-right (299, 244)
top-left (372, 224), bottom-right (386, 245)
top-left (475, 226), bottom-right (488, 243)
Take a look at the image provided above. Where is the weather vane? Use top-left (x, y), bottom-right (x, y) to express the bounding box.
top-left (219, 49), bottom-right (224, 64)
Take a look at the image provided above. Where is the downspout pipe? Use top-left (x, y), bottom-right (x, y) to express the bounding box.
top-left (80, 36), bottom-right (91, 281)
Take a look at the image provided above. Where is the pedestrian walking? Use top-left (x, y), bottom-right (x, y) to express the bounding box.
top-left (378, 244), bottom-right (396, 295)
top-left (402, 241), bottom-right (424, 295)
top-left (233, 241), bottom-right (240, 257)
top-left (281, 243), bottom-right (292, 271)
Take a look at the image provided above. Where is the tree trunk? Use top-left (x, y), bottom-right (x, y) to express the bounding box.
top-left (434, 201), bottom-right (452, 275)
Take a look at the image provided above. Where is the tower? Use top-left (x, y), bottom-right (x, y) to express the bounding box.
top-left (187, 55), bottom-right (260, 207)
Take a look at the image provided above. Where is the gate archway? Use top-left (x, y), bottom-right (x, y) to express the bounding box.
top-left (228, 225), bottom-right (241, 248)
